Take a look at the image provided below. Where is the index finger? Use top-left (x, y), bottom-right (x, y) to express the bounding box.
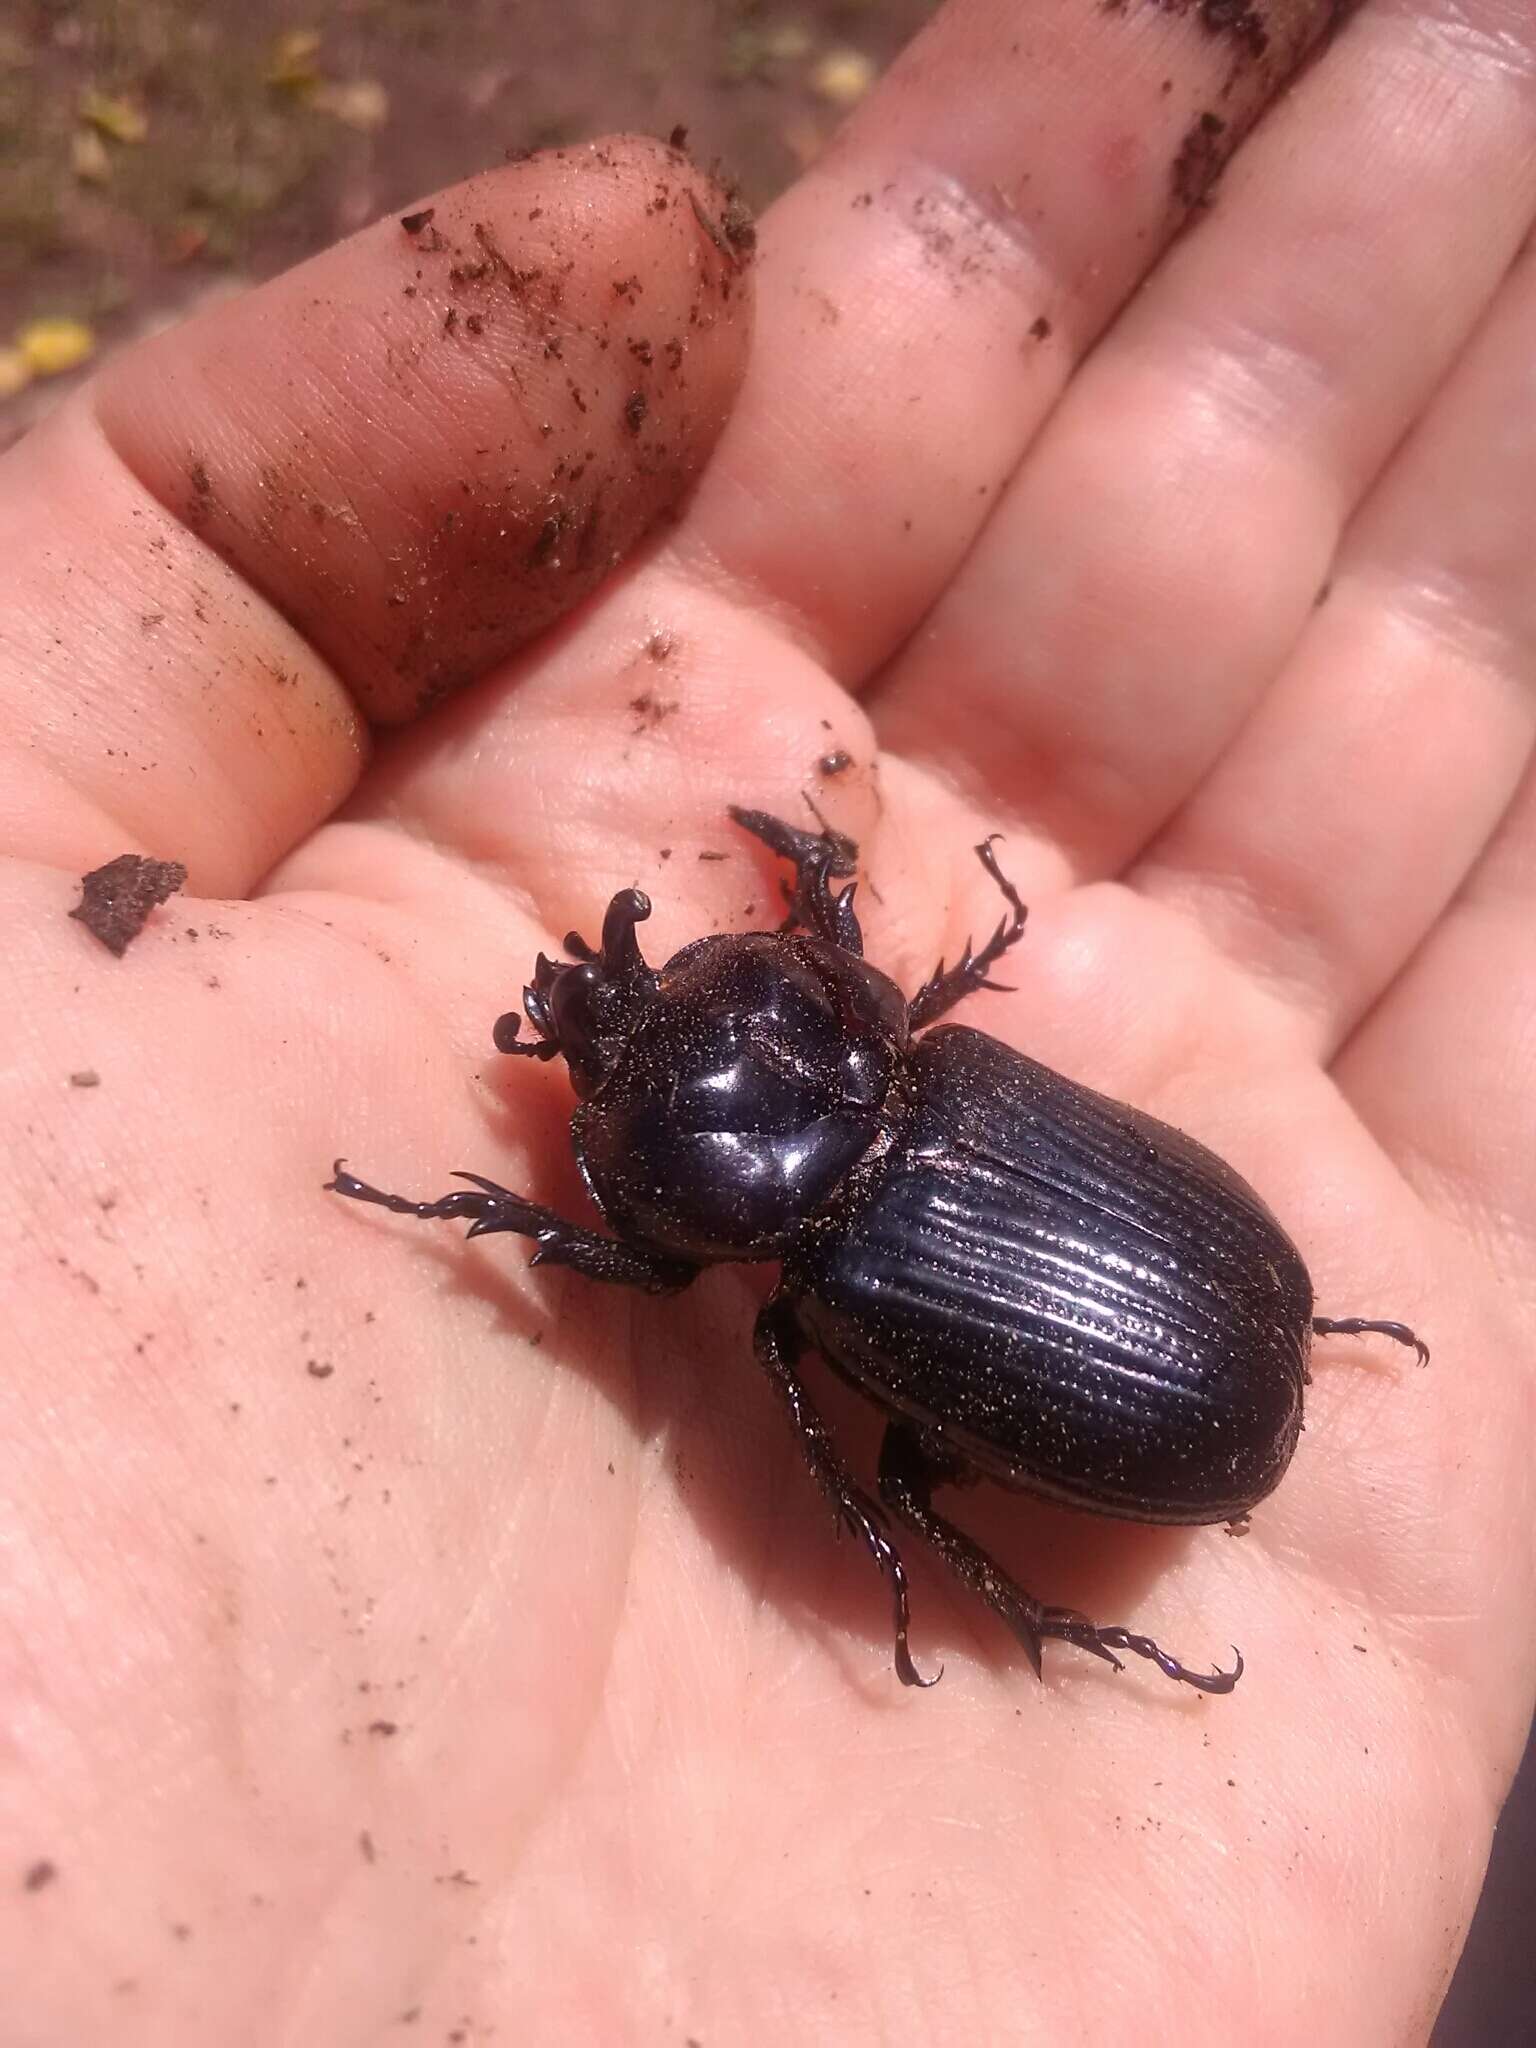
top-left (676, 0), bottom-right (1347, 683)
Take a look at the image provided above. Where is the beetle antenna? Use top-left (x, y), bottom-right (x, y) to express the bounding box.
top-left (491, 1011), bottom-right (561, 1060)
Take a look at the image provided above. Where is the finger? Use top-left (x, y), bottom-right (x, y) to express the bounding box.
top-left (673, 0), bottom-right (1345, 683)
top-left (93, 136), bottom-right (749, 725)
top-left (0, 406), bottom-right (362, 891)
top-left (1133, 246), bottom-right (1536, 1049)
top-left (1332, 760), bottom-right (1536, 1312)
top-left (0, 138), bottom-right (751, 889)
top-left (293, 0), bottom-right (1349, 926)
top-left (872, 0), bottom-right (1536, 884)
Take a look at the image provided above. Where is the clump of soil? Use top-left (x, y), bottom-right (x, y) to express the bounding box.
top-left (69, 852), bottom-right (188, 955)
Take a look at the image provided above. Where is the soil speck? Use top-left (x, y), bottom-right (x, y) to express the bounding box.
top-left (629, 690), bottom-right (678, 733)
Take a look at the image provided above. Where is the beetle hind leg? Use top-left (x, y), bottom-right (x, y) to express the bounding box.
top-left (1034, 1611), bottom-right (1243, 1695)
top-left (1313, 1315), bottom-right (1430, 1367)
top-left (876, 1423), bottom-right (1241, 1695)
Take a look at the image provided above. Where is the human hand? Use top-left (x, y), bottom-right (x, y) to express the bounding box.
top-left (4, 4), bottom-right (1533, 2043)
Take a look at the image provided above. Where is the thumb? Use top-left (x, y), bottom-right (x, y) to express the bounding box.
top-left (0, 135), bottom-right (752, 894)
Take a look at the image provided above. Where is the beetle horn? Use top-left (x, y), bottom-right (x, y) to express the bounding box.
top-left (599, 888), bottom-right (652, 976)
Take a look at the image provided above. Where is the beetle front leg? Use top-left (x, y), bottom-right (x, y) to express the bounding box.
top-left (327, 1163), bottom-right (697, 1294)
top-left (729, 806), bottom-right (864, 954)
top-left (876, 1422), bottom-right (1241, 1695)
top-left (753, 1298), bottom-right (937, 1687)
top-left (906, 836), bottom-right (1029, 1032)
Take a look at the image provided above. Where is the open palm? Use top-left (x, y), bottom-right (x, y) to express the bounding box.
top-left (5, 5), bottom-right (1535, 2043)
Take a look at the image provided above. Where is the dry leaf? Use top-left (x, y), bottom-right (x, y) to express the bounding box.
top-left (16, 318), bottom-right (97, 379)
top-left (764, 24), bottom-right (813, 61)
top-left (72, 127), bottom-right (113, 182)
top-left (0, 348), bottom-right (33, 400)
top-left (780, 116), bottom-right (827, 169)
top-left (164, 219), bottom-right (210, 264)
top-left (268, 28), bottom-right (324, 98)
top-left (314, 79), bottom-right (390, 131)
top-left (79, 87), bottom-right (149, 144)
top-left (810, 48), bottom-right (876, 106)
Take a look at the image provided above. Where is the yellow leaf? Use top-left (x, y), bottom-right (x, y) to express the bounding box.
top-left (72, 127), bottom-right (113, 183)
top-left (810, 48), bottom-right (876, 107)
top-left (314, 78), bottom-right (390, 131)
top-left (764, 24), bottom-right (813, 61)
top-left (780, 116), bottom-right (827, 169)
top-left (16, 318), bottom-right (97, 379)
top-left (0, 348), bottom-right (33, 400)
top-left (268, 28), bottom-right (324, 97)
top-left (80, 87), bottom-right (149, 144)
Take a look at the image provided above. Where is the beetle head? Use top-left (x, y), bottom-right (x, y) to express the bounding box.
top-left (494, 887), bottom-right (659, 1099)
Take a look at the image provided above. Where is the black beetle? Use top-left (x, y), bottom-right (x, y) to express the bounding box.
top-left (328, 806), bottom-right (1427, 1694)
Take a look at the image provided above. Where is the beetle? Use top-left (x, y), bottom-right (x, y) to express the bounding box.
top-left (328, 805), bottom-right (1427, 1693)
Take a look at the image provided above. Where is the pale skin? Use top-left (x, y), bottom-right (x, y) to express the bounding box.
top-left (3, 1), bottom-right (1534, 2041)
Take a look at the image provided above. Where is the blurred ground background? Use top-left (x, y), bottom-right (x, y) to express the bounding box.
top-left (0, 0), bottom-right (938, 443)
top-left (0, 3), bottom-right (1530, 2037)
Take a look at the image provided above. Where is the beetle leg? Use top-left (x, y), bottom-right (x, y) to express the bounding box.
top-left (1033, 1611), bottom-right (1243, 1695)
top-left (1313, 1315), bottom-right (1430, 1367)
top-left (326, 1163), bottom-right (697, 1294)
top-left (906, 836), bottom-right (1029, 1032)
top-left (729, 806), bottom-right (864, 955)
top-left (876, 1422), bottom-right (1241, 1694)
top-left (753, 1299), bottom-right (939, 1688)
top-left (875, 1422), bottom-right (1051, 1677)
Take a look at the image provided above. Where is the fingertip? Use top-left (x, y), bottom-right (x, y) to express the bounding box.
top-left (93, 134), bottom-right (754, 723)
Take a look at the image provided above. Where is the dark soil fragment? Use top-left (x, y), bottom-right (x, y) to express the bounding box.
top-left (1101, 0), bottom-right (1268, 62)
top-left (817, 749), bottom-right (853, 778)
top-left (629, 691), bottom-right (678, 733)
top-left (1196, 0), bottom-right (1269, 59)
top-left (687, 188), bottom-right (757, 267)
top-left (70, 854), bottom-right (188, 957)
top-left (69, 1069), bottom-right (101, 1088)
top-left (399, 208), bottom-right (436, 235)
top-left (1172, 112), bottom-right (1230, 208)
top-left (23, 1860), bottom-right (57, 1892)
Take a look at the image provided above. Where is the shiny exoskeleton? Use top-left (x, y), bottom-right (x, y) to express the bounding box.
top-left (328, 807), bottom-right (1428, 1693)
